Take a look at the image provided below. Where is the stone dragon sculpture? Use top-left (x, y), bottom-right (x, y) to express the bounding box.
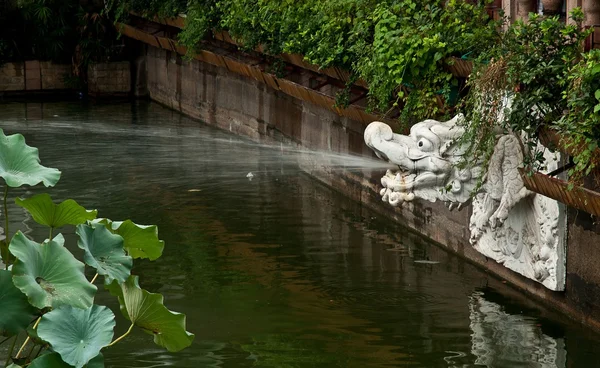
top-left (364, 115), bottom-right (565, 291)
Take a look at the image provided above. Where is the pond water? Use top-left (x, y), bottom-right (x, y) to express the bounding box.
top-left (1, 100), bottom-right (600, 368)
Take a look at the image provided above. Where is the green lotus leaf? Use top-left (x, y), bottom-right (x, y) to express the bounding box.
top-left (0, 129), bottom-right (61, 188)
top-left (37, 305), bottom-right (113, 368)
top-left (27, 349), bottom-right (105, 368)
top-left (9, 232), bottom-right (97, 309)
top-left (16, 194), bottom-right (97, 229)
top-left (0, 270), bottom-right (37, 335)
top-left (76, 224), bottom-right (132, 283)
top-left (92, 218), bottom-right (164, 260)
top-left (106, 276), bottom-right (194, 352)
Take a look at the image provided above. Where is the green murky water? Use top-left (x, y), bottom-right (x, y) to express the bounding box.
top-left (1, 100), bottom-right (600, 367)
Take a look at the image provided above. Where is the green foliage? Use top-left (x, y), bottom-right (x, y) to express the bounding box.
top-left (17, 0), bottom-right (78, 62)
top-left (92, 218), bottom-right (165, 260)
top-left (106, 276), bottom-right (195, 352)
top-left (357, 0), bottom-right (499, 121)
top-left (76, 224), bottom-right (133, 283)
top-left (37, 306), bottom-right (115, 368)
top-left (459, 8), bottom-right (594, 183)
top-left (106, 0), bottom-right (187, 21)
top-left (0, 129), bottom-right (61, 188)
top-left (111, 0), bottom-right (498, 121)
top-left (0, 131), bottom-right (193, 367)
top-left (556, 49), bottom-right (600, 184)
top-left (20, 352), bottom-right (104, 368)
top-left (178, 0), bottom-right (222, 55)
top-left (0, 270), bottom-right (37, 335)
top-left (15, 194), bottom-right (97, 230)
top-left (9, 232), bottom-right (97, 309)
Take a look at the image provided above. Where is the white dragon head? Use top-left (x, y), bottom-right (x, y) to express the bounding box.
top-left (364, 115), bottom-right (482, 207)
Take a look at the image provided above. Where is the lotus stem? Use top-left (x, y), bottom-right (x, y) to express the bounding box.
top-left (33, 344), bottom-right (45, 359)
top-left (107, 323), bottom-right (134, 347)
top-left (25, 339), bottom-right (36, 361)
top-left (48, 227), bottom-right (53, 240)
top-left (5, 334), bottom-right (17, 367)
top-left (90, 273), bottom-right (99, 284)
top-left (3, 185), bottom-right (9, 269)
top-left (15, 317), bottom-right (41, 359)
top-left (0, 336), bottom-right (12, 347)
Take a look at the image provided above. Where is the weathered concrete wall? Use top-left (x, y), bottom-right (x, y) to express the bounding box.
top-left (0, 60), bottom-right (131, 95)
top-left (138, 43), bottom-right (600, 330)
top-left (88, 62), bottom-right (131, 96)
top-left (40, 62), bottom-right (70, 90)
top-left (0, 60), bottom-right (70, 92)
top-left (0, 62), bottom-right (24, 91)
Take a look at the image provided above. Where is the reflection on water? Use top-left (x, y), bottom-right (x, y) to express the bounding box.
top-left (469, 292), bottom-right (566, 368)
top-left (1, 100), bottom-right (600, 368)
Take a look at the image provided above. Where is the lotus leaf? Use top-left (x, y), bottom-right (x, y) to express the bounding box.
top-left (0, 129), bottom-right (61, 187)
top-left (16, 194), bottom-right (97, 229)
top-left (27, 352), bottom-right (103, 367)
top-left (76, 224), bottom-right (132, 283)
top-left (9, 232), bottom-right (97, 309)
top-left (106, 276), bottom-right (194, 352)
top-left (92, 218), bottom-right (164, 260)
top-left (37, 306), bottom-right (113, 368)
top-left (0, 269), bottom-right (37, 335)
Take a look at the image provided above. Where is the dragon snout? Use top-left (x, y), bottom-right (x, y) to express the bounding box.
top-left (364, 121), bottom-right (394, 149)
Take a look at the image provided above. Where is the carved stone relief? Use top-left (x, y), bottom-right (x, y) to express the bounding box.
top-left (364, 116), bottom-right (566, 290)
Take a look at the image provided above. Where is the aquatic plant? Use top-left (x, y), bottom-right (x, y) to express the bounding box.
top-left (0, 128), bottom-right (194, 367)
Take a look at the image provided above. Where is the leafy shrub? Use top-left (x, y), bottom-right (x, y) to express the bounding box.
top-left (109, 0), bottom-right (499, 123)
top-left (556, 49), bottom-right (600, 185)
top-left (458, 9), bottom-right (594, 184)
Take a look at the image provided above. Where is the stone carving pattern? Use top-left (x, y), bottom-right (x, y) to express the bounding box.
top-left (364, 116), bottom-right (566, 290)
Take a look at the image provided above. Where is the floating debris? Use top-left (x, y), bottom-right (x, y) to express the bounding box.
top-left (413, 260), bottom-right (440, 264)
top-left (246, 172), bottom-right (254, 180)
top-left (188, 189), bottom-right (202, 192)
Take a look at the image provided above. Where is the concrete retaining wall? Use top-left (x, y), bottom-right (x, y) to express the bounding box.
top-left (137, 43), bottom-right (600, 330)
top-left (0, 60), bottom-right (131, 95)
top-left (88, 62), bottom-right (131, 96)
top-left (0, 60), bottom-right (71, 92)
top-left (0, 62), bottom-right (24, 91)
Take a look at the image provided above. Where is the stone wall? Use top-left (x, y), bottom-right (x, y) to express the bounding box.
top-left (88, 62), bottom-right (131, 96)
top-left (0, 60), bottom-right (70, 92)
top-left (0, 62), bottom-right (24, 91)
top-left (138, 43), bottom-right (600, 330)
top-left (0, 60), bottom-right (131, 95)
top-left (40, 62), bottom-right (70, 90)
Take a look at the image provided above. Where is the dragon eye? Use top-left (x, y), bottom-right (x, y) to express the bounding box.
top-left (417, 138), bottom-right (433, 151)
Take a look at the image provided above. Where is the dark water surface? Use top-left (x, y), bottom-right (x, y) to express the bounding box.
top-left (1, 101), bottom-right (600, 368)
